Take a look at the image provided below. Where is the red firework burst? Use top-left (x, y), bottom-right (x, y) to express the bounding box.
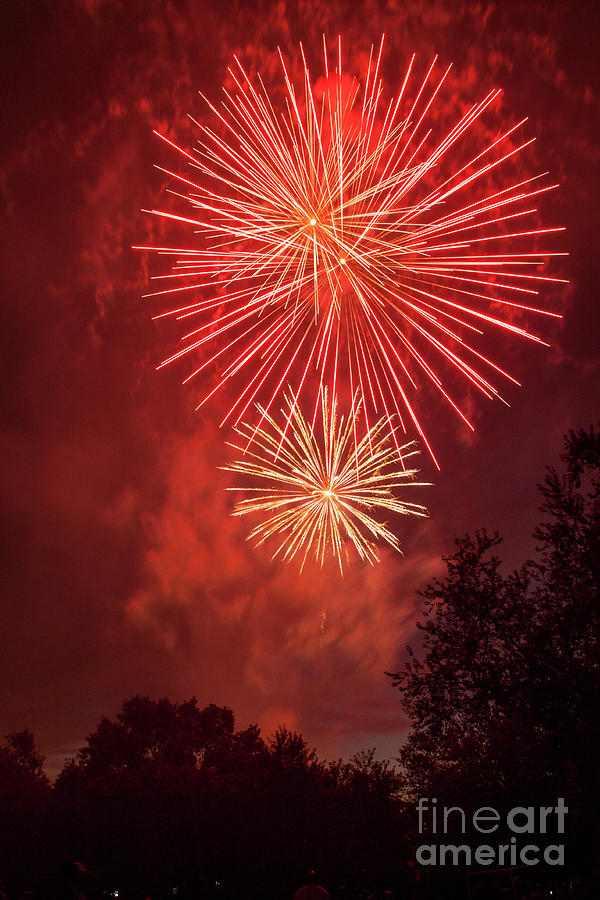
top-left (135, 36), bottom-right (565, 467)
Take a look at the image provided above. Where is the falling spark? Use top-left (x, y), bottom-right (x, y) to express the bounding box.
top-left (135, 37), bottom-right (565, 467)
top-left (224, 389), bottom-right (428, 573)
top-left (319, 610), bottom-right (327, 648)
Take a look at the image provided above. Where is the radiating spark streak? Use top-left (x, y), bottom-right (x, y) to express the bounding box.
top-left (225, 389), bottom-right (428, 572)
top-left (137, 40), bottom-right (565, 461)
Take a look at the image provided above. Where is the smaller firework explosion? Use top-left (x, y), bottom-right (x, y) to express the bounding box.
top-left (225, 389), bottom-right (429, 573)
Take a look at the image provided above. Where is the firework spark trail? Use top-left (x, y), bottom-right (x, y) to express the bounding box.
top-left (135, 36), bottom-right (566, 467)
top-left (224, 389), bottom-right (429, 574)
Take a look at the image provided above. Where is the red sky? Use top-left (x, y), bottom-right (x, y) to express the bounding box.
top-left (1, 0), bottom-right (598, 776)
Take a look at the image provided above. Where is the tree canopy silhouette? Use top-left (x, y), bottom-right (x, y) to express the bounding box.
top-left (48, 696), bottom-right (403, 895)
top-left (387, 425), bottom-right (600, 870)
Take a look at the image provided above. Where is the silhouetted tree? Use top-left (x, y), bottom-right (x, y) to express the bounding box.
top-left (0, 730), bottom-right (51, 886)
top-left (388, 424), bottom-right (600, 870)
top-left (53, 696), bottom-right (259, 890)
top-left (48, 700), bottom-right (406, 896)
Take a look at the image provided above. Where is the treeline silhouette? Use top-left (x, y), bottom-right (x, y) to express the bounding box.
top-left (1, 704), bottom-right (405, 897)
top-left (1, 426), bottom-right (598, 899)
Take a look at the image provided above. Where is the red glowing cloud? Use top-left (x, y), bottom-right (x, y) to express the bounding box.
top-left (0, 0), bottom-right (597, 773)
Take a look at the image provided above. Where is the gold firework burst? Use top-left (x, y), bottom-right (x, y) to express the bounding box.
top-left (225, 389), bottom-right (429, 573)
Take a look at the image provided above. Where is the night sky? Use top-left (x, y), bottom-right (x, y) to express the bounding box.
top-left (1, 0), bottom-right (598, 776)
